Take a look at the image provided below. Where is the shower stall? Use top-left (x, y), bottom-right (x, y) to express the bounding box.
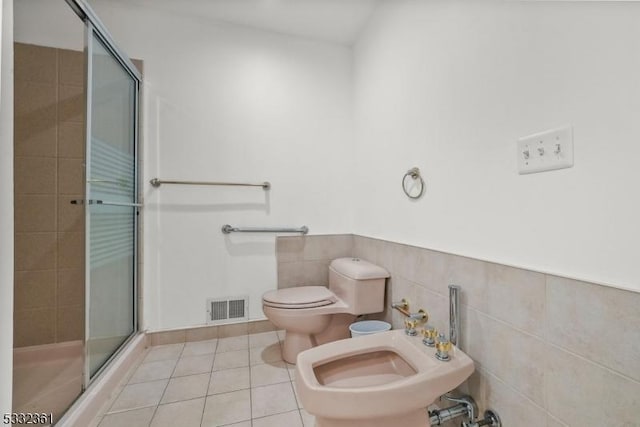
top-left (12, 0), bottom-right (141, 421)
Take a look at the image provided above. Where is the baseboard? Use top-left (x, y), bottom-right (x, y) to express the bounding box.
top-left (146, 319), bottom-right (277, 346)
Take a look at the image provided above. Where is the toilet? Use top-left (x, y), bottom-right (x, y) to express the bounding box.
top-left (262, 258), bottom-right (389, 364)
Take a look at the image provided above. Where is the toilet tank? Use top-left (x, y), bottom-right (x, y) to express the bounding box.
top-left (329, 258), bottom-right (390, 315)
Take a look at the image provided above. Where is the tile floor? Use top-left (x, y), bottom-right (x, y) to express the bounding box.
top-left (92, 331), bottom-right (315, 427)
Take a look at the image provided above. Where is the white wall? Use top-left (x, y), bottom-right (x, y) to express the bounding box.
top-left (0, 0), bottom-right (14, 415)
top-left (15, 0), bottom-right (638, 338)
top-left (89, 2), bottom-right (355, 329)
top-left (13, 0), bottom-right (82, 51)
top-left (14, 0), bottom-right (354, 331)
top-left (353, 0), bottom-right (640, 291)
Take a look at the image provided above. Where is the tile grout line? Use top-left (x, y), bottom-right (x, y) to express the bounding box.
top-left (146, 343), bottom-right (185, 426)
top-left (547, 412), bottom-right (569, 427)
top-left (199, 339), bottom-right (218, 427)
top-left (282, 337), bottom-right (302, 411)
top-left (545, 340), bottom-right (640, 385)
top-left (97, 334), bottom-right (253, 424)
top-left (106, 334), bottom-right (290, 424)
top-left (286, 335), bottom-right (305, 427)
top-left (462, 302), bottom-right (544, 344)
top-left (247, 334), bottom-right (254, 426)
top-left (467, 302), bottom-right (640, 386)
top-left (477, 366), bottom-right (547, 414)
top-left (97, 348), bottom-right (151, 421)
top-left (251, 409), bottom-right (302, 424)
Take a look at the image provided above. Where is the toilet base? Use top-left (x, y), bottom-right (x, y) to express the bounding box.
top-left (282, 331), bottom-right (314, 364)
top-left (315, 409), bottom-right (429, 427)
top-left (281, 314), bottom-right (355, 364)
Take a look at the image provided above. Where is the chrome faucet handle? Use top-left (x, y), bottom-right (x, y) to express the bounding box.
top-left (404, 319), bottom-right (418, 336)
top-left (420, 326), bottom-right (438, 347)
top-left (408, 309), bottom-right (429, 323)
top-left (435, 333), bottom-right (452, 361)
top-left (391, 298), bottom-right (409, 309)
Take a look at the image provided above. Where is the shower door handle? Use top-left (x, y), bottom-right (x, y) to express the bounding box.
top-left (70, 199), bottom-right (143, 207)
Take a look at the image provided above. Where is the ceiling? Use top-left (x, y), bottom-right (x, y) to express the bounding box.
top-left (104, 0), bottom-right (380, 45)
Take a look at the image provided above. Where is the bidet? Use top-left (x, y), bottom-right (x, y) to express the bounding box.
top-left (295, 329), bottom-right (475, 427)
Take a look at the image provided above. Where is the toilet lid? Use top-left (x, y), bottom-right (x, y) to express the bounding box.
top-left (262, 286), bottom-right (337, 309)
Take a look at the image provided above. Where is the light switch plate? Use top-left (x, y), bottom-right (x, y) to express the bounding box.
top-left (517, 125), bottom-right (573, 174)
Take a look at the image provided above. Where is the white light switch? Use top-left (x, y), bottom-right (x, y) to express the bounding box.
top-left (517, 125), bottom-right (573, 174)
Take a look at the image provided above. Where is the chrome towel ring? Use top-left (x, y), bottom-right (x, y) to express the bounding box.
top-left (402, 167), bottom-right (425, 199)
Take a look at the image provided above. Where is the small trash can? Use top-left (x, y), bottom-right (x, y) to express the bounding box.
top-left (349, 320), bottom-right (392, 338)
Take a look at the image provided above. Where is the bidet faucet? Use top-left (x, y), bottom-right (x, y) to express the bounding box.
top-left (408, 309), bottom-right (428, 321)
top-left (391, 299), bottom-right (409, 312)
top-left (435, 333), bottom-right (452, 361)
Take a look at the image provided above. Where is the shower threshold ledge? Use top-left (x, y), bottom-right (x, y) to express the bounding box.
top-left (54, 333), bottom-right (147, 427)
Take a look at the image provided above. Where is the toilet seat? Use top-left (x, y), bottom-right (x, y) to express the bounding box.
top-left (263, 286), bottom-right (337, 309)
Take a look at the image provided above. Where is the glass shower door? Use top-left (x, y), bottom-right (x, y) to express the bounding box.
top-left (85, 26), bottom-right (139, 380)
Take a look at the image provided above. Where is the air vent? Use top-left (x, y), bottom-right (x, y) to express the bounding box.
top-left (206, 296), bottom-right (248, 324)
top-left (210, 300), bottom-right (227, 321)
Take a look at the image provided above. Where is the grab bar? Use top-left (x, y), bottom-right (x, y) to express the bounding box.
top-left (221, 224), bottom-right (308, 235)
top-left (150, 178), bottom-right (270, 190)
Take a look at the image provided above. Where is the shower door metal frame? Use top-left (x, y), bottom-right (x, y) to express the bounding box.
top-left (65, 0), bottom-right (141, 388)
top-left (65, 0), bottom-right (142, 82)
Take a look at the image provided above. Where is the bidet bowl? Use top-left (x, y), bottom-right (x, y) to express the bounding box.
top-left (295, 329), bottom-right (474, 425)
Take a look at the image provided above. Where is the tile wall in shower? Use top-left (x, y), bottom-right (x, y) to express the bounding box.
top-left (13, 42), bottom-right (85, 347)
